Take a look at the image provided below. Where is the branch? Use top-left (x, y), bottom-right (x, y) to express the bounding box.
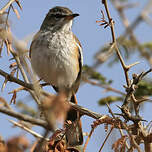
top-left (102, 0), bottom-right (131, 86)
top-left (0, 69), bottom-right (102, 119)
top-left (0, 101), bottom-right (103, 128)
top-left (0, 99), bottom-right (132, 130)
top-left (8, 119), bottom-right (49, 141)
top-left (0, 107), bottom-right (48, 129)
top-left (83, 78), bottom-right (125, 95)
top-left (0, 0), bottom-right (16, 14)
top-left (70, 102), bottom-right (102, 119)
top-left (0, 69), bottom-right (33, 90)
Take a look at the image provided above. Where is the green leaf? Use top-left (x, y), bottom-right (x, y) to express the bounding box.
top-left (98, 96), bottom-right (123, 106)
top-left (135, 80), bottom-right (152, 97)
top-left (83, 65), bottom-right (108, 84)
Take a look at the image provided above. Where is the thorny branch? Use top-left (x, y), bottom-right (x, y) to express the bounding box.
top-left (0, 0), bottom-right (152, 151)
top-left (0, 0), bottom-right (16, 14)
top-left (8, 119), bottom-right (49, 141)
top-left (101, 0), bottom-right (131, 86)
top-left (95, 0), bottom-right (152, 151)
top-left (111, 0), bottom-right (152, 66)
top-left (0, 69), bottom-right (33, 90)
top-left (0, 107), bottom-right (48, 129)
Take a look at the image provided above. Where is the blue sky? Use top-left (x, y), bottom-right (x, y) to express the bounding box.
top-left (0, 0), bottom-right (152, 151)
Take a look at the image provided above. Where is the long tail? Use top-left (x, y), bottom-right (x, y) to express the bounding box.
top-left (65, 94), bottom-right (83, 146)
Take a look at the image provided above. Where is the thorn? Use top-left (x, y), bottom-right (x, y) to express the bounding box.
top-left (123, 85), bottom-right (128, 89)
top-left (1, 79), bottom-right (8, 92)
top-left (116, 105), bottom-right (122, 110)
top-left (126, 61), bottom-right (140, 69)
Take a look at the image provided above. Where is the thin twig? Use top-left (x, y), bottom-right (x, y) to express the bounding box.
top-left (106, 103), bottom-right (130, 149)
top-left (0, 107), bottom-right (48, 129)
top-left (123, 123), bottom-right (142, 152)
top-left (12, 51), bottom-right (41, 105)
top-left (102, 0), bottom-right (131, 86)
top-left (8, 119), bottom-right (49, 141)
top-left (0, 0), bottom-right (16, 14)
top-left (83, 127), bottom-right (95, 152)
top-left (0, 69), bottom-right (33, 89)
top-left (106, 103), bottom-right (115, 118)
top-left (98, 126), bottom-right (114, 152)
top-left (84, 78), bottom-right (125, 96)
top-left (70, 102), bottom-right (102, 119)
top-left (102, 0), bottom-right (115, 43)
top-left (118, 128), bottom-right (130, 150)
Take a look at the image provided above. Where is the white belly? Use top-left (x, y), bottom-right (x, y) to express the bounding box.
top-left (31, 32), bottom-right (78, 89)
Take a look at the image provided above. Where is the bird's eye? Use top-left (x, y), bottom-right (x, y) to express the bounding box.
top-left (53, 14), bottom-right (63, 20)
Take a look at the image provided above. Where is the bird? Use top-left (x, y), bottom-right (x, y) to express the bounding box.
top-left (29, 6), bottom-right (83, 146)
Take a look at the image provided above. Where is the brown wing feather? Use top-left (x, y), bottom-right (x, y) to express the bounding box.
top-left (72, 34), bottom-right (83, 93)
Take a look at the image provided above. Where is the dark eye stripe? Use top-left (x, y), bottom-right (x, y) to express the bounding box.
top-left (51, 14), bottom-right (67, 18)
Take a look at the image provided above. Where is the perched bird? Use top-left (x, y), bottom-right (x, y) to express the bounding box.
top-left (30, 6), bottom-right (83, 146)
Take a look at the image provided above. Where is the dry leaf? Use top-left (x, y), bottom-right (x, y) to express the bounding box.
top-left (33, 140), bottom-right (49, 152)
top-left (0, 97), bottom-right (6, 107)
top-left (9, 62), bottom-right (17, 69)
top-left (30, 141), bottom-right (38, 152)
top-left (10, 68), bottom-right (17, 76)
top-left (42, 93), bottom-right (70, 129)
top-left (7, 135), bottom-right (29, 152)
top-left (104, 123), bottom-right (109, 132)
top-left (54, 141), bottom-right (66, 152)
top-left (13, 9), bottom-right (20, 19)
top-left (0, 97), bottom-right (10, 109)
top-left (112, 135), bottom-right (128, 152)
top-left (0, 136), bottom-right (7, 152)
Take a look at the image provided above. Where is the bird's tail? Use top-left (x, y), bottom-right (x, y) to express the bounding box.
top-left (65, 94), bottom-right (83, 146)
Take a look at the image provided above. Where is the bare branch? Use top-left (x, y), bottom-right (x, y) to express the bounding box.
top-left (98, 126), bottom-right (114, 152)
top-left (0, 0), bottom-right (16, 14)
top-left (8, 119), bottom-right (49, 141)
top-left (0, 107), bottom-right (48, 129)
top-left (0, 69), bottom-right (33, 90)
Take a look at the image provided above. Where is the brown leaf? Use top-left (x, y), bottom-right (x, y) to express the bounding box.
top-left (10, 68), bottom-right (17, 77)
top-left (0, 29), bottom-right (8, 41)
top-left (7, 135), bottom-right (29, 152)
top-left (13, 9), bottom-right (20, 19)
top-left (33, 140), bottom-right (49, 152)
top-left (30, 141), bottom-right (38, 152)
top-left (42, 93), bottom-right (70, 129)
top-left (0, 97), bottom-right (11, 109)
top-left (0, 97), bottom-right (6, 107)
top-left (53, 93), bottom-right (70, 122)
top-left (0, 136), bottom-right (7, 152)
top-left (112, 135), bottom-right (128, 152)
top-left (104, 123), bottom-right (109, 132)
top-left (9, 62), bottom-right (17, 69)
top-left (54, 141), bottom-right (66, 152)
top-left (49, 129), bottom-right (65, 144)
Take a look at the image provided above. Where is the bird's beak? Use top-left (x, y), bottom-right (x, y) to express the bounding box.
top-left (65, 13), bottom-right (79, 21)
